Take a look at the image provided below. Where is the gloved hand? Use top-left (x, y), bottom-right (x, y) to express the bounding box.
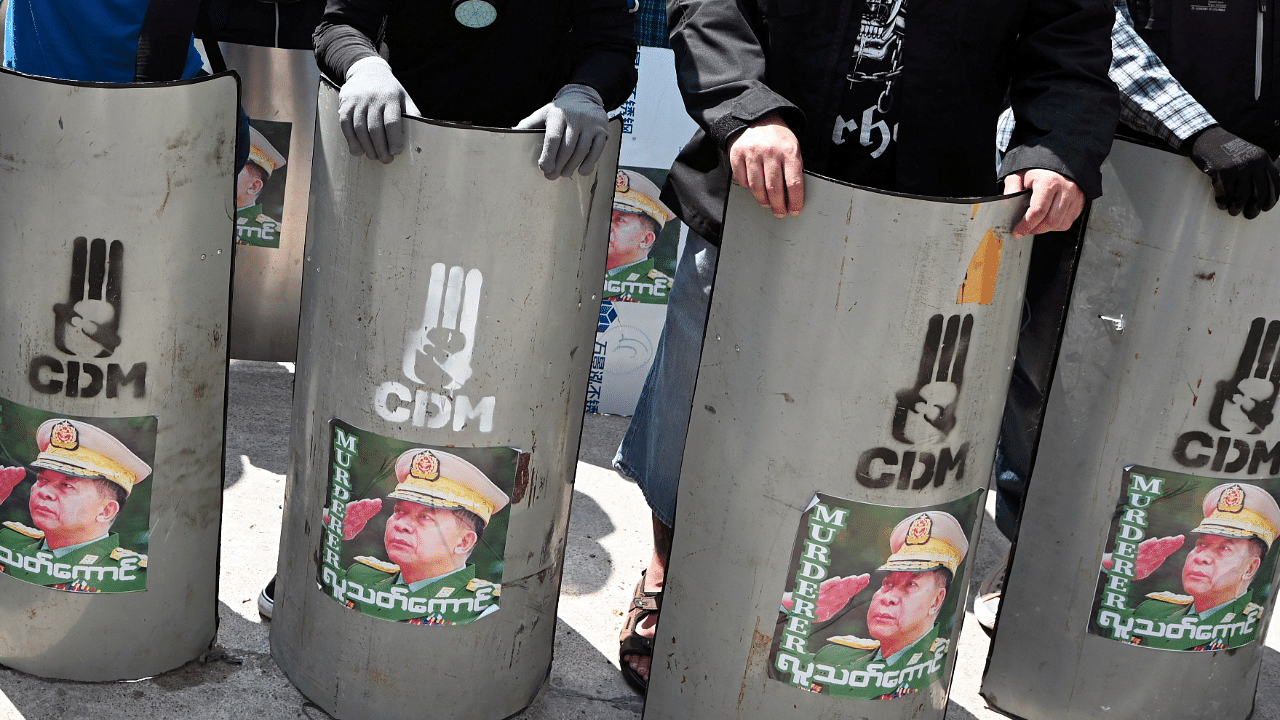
top-left (515, 84), bottom-right (609, 179)
top-left (338, 56), bottom-right (421, 164)
top-left (1187, 126), bottom-right (1280, 219)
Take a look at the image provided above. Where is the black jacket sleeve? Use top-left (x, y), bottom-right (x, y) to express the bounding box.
top-left (666, 0), bottom-right (803, 149)
top-left (566, 0), bottom-right (639, 111)
top-left (1000, 0), bottom-right (1120, 199)
top-left (313, 0), bottom-right (385, 82)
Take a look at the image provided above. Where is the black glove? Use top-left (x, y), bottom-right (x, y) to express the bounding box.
top-left (1187, 126), bottom-right (1280, 219)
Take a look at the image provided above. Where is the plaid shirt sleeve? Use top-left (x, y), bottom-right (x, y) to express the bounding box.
top-left (1110, 0), bottom-right (1217, 149)
top-left (997, 1), bottom-right (1217, 155)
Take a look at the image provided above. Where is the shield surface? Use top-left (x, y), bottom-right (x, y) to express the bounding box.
top-left (0, 68), bottom-right (238, 680)
top-left (982, 138), bottom-right (1280, 720)
top-left (222, 43), bottom-right (320, 362)
top-left (642, 177), bottom-right (1032, 719)
top-left (269, 80), bottom-right (621, 720)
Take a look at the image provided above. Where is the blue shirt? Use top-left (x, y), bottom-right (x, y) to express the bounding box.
top-left (4, 0), bottom-right (204, 82)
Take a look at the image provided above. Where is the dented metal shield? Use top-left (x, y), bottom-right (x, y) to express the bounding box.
top-left (0, 68), bottom-right (238, 679)
top-left (983, 139), bottom-right (1280, 720)
top-left (269, 80), bottom-right (620, 720)
top-left (642, 177), bottom-right (1033, 719)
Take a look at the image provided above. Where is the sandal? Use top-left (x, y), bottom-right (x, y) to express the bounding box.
top-left (618, 571), bottom-right (661, 695)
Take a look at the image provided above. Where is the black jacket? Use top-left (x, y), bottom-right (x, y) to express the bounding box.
top-left (314, 0), bottom-right (637, 127)
top-left (662, 0), bottom-right (1120, 244)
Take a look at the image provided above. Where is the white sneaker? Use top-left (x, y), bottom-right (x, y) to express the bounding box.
top-left (258, 577), bottom-right (276, 620)
top-left (972, 558), bottom-right (1006, 632)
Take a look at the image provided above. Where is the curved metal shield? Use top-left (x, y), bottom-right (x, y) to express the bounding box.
top-left (221, 43), bottom-right (320, 362)
top-left (270, 80), bottom-right (621, 720)
top-left (642, 178), bottom-right (1033, 719)
top-left (982, 139), bottom-right (1280, 720)
top-left (0, 68), bottom-right (238, 680)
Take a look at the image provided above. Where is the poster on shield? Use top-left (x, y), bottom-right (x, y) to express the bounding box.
top-left (0, 398), bottom-right (156, 593)
top-left (316, 419), bottom-right (521, 626)
top-left (1090, 465), bottom-right (1280, 651)
top-left (770, 490), bottom-right (982, 700)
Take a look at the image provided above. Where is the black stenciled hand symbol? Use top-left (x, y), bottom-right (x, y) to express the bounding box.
top-left (1210, 317), bottom-right (1280, 436)
top-left (891, 314), bottom-right (973, 445)
top-left (402, 263), bottom-right (482, 391)
top-left (53, 237), bottom-right (123, 358)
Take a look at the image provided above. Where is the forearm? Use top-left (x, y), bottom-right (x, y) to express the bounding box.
top-left (313, 0), bottom-right (386, 82)
top-left (566, 0), bottom-right (639, 111)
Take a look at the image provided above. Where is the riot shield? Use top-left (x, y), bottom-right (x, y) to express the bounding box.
top-left (269, 80), bottom-right (622, 720)
top-left (981, 140), bottom-right (1280, 720)
top-left (0, 68), bottom-right (238, 680)
top-left (642, 177), bottom-right (1033, 719)
top-left (221, 43), bottom-right (320, 362)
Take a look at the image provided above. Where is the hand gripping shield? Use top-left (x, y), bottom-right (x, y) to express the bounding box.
top-left (642, 177), bottom-right (1033, 720)
top-left (270, 79), bottom-right (621, 720)
top-left (983, 139), bottom-right (1280, 720)
top-left (0, 68), bottom-right (238, 680)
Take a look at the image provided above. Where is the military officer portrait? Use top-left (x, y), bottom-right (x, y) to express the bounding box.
top-left (1098, 482), bottom-right (1279, 651)
top-left (802, 511), bottom-right (969, 700)
top-left (338, 448), bottom-right (510, 625)
top-left (604, 169), bottom-right (677, 305)
top-left (0, 418), bottom-right (152, 593)
top-left (235, 124), bottom-right (288, 248)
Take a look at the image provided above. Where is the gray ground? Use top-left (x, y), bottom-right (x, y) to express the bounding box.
top-left (0, 360), bottom-right (1274, 719)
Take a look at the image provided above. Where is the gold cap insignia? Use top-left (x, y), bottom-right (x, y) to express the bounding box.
top-left (410, 451), bottom-right (441, 482)
top-left (906, 514), bottom-right (933, 546)
top-left (616, 170), bottom-right (630, 193)
top-left (1218, 485), bottom-right (1245, 514)
top-left (49, 421), bottom-right (79, 451)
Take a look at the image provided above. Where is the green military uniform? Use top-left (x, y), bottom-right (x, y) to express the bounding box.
top-left (603, 258), bottom-right (672, 304)
top-left (1123, 589), bottom-right (1264, 650)
top-left (236, 204), bottom-right (282, 248)
top-left (341, 556), bottom-right (500, 625)
top-left (0, 522), bottom-right (147, 593)
top-left (810, 625), bottom-right (947, 700)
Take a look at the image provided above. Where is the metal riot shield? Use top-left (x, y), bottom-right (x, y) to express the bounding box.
top-left (0, 68), bottom-right (238, 680)
top-left (221, 43), bottom-right (320, 362)
top-left (269, 80), bottom-right (622, 720)
top-left (982, 139), bottom-right (1280, 720)
top-left (642, 178), bottom-right (1032, 720)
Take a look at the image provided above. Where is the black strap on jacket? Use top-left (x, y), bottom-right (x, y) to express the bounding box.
top-left (136, 0), bottom-right (227, 81)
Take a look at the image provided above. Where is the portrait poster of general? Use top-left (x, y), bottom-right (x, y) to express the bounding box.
top-left (770, 490), bottom-right (982, 700)
top-left (0, 397), bottom-right (157, 593)
top-left (604, 166), bottom-right (682, 307)
top-left (316, 419), bottom-right (520, 626)
top-left (235, 118), bottom-right (291, 249)
top-left (1090, 465), bottom-right (1280, 651)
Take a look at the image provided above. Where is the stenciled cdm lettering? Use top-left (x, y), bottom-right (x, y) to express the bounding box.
top-left (374, 263), bottom-right (496, 433)
top-left (1174, 318), bottom-right (1280, 475)
top-left (29, 237), bottom-right (147, 399)
top-left (857, 314), bottom-right (973, 490)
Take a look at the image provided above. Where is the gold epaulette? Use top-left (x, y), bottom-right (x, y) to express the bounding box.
top-left (110, 547), bottom-right (148, 568)
top-left (3, 521), bottom-right (44, 539)
top-left (1146, 591), bottom-right (1194, 605)
top-left (354, 556), bottom-right (399, 574)
top-left (467, 578), bottom-right (502, 596)
top-left (1245, 603), bottom-right (1263, 617)
top-left (930, 638), bottom-right (949, 654)
top-left (827, 635), bottom-right (880, 651)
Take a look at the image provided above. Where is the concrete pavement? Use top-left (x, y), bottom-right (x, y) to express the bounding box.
top-left (0, 359), bottom-right (1274, 719)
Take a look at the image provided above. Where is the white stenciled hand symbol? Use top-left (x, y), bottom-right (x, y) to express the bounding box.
top-left (402, 264), bottom-right (483, 391)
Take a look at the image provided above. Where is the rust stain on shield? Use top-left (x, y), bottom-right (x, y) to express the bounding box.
top-left (957, 228), bottom-right (1003, 305)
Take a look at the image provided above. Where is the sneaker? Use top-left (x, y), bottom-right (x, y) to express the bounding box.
top-left (258, 577), bottom-right (276, 620)
top-left (972, 558), bottom-right (1006, 632)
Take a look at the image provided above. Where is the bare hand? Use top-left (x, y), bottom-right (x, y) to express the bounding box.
top-left (781, 574), bottom-right (870, 622)
top-left (342, 498), bottom-right (384, 541)
top-left (1102, 535), bottom-right (1184, 580)
top-left (1003, 169), bottom-right (1085, 238)
top-left (728, 112), bottom-right (805, 218)
top-left (0, 467), bottom-right (25, 505)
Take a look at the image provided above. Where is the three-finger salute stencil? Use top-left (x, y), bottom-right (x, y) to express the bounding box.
top-left (403, 264), bottom-right (482, 392)
top-left (893, 314), bottom-right (973, 447)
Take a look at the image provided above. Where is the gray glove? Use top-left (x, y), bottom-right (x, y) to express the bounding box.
top-left (338, 56), bottom-right (421, 164)
top-left (515, 84), bottom-right (609, 179)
